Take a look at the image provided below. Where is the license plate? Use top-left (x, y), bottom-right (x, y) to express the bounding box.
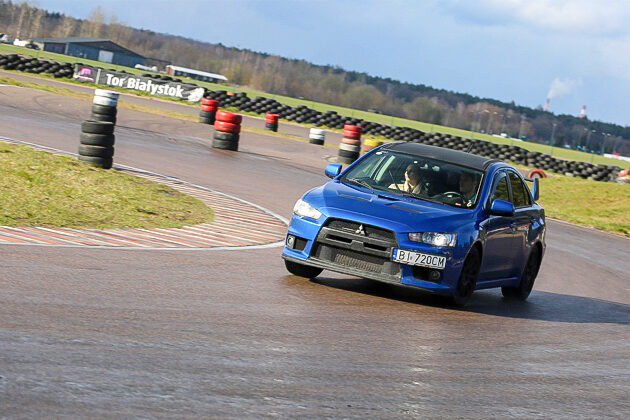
top-left (392, 248), bottom-right (446, 269)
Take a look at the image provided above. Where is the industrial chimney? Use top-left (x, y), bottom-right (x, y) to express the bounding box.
top-left (544, 98), bottom-right (550, 112)
top-left (579, 105), bottom-right (586, 119)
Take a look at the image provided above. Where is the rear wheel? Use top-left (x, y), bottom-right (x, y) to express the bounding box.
top-left (284, 260), bottom-right (322, 279)
top-left (451, 247), bottom-right (481, 307)
top-left (502, 249), bottom-right (541, 301)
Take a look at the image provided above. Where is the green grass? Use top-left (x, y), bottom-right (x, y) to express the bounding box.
top-left (2, 44), bottom-right (627, 169)
top-left (0, 142), bottom-right (214, 229)
top-left (536, 176), bottom-right (630, 236)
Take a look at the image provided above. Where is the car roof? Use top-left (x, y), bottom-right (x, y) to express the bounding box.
top-left (383, 142), bottom-right (499, 171)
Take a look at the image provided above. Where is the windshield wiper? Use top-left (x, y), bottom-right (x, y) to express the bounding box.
top-left (391, 189), bottom-right (445, 205)
top-left (346, 178), bottom-right (375, 192)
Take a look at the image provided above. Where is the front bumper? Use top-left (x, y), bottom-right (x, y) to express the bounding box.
top-left (283, 254), bottom-right (402, 285)
top-left (282, 214), bottom-right (460, 293)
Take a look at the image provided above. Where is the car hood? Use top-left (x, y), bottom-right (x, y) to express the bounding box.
top-left (304, 181), bottom-right (475, 232)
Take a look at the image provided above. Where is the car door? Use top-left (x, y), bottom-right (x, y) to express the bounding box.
top-left (507, 170), bottom-right (536, 274)
top-left (479, 171), bottom-right (519, 280)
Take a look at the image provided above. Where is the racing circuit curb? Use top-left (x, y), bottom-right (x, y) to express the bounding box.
top-left (0, 136), bottom-right (289, 251)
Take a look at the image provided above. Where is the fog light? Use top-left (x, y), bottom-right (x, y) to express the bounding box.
top-left (429, 270), bottom-right (441, 281)
top-left (286, 235), bottom-right (296, 248)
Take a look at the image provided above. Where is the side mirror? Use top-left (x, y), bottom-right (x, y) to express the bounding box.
top-left (489, 199), bottom-right (515, 217)
top-left (531, 178), bottom-right (540, 201)
top-left (325, 163), bottom-right (342, 179)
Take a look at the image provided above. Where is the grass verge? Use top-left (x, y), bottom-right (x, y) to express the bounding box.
top-left (536, 176), bottom-right (629, 236)
top-left (0, 142), bottom-right (214, 229)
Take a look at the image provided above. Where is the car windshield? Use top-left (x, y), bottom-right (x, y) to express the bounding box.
top-left (341, 149), bottom-right (484, 208)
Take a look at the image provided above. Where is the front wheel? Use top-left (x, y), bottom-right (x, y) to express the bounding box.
top-left (451, 247), bottom-right (481, 307)
top-left (284, 260), bottom-right (323, 279)
top-left (502, 249), bottom-right (541, 301)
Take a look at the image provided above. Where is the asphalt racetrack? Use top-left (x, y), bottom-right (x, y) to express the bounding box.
top-left (1, 77), bottom-right (629, 418)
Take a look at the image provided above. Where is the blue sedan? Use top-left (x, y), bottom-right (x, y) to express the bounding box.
top-left (282, 142), bottom-right (546, 306)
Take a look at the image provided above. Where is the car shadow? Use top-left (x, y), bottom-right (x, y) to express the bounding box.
top-left (309, 276), bottom-right (630, 325)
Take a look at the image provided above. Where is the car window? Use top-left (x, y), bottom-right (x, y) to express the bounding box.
top-left (508, 172), bottom-right (530, 207)
top-left (491, 173), bottom-right (510, 203)
top-left (340, 150), bottom-right (484, 208)
top-left (350, 153), bottom-right (387, 180)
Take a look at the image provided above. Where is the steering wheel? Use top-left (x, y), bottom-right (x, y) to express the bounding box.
top-left (433, 191), bottom-right (466, 205)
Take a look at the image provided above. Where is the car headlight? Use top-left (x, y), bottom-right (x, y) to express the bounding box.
top-left (409, 232), bottom-right (457, 247)
top-left (293, 199), bottom-right (322, 220)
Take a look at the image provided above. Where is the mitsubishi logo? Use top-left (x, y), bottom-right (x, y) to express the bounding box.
top-left (355, 224), bottom-right (366, 235)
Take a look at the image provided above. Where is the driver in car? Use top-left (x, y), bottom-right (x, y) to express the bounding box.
top-left (390, 163), bottom-right (425, 194)
top-left (459, 171), bottom-right (479, 207)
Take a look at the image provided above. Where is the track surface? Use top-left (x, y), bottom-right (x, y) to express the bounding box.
top-left (1, 82), bottom-right (629, 418)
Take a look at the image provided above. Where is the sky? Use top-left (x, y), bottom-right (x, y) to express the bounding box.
top-left (31, 0), bottom-right (630, 127)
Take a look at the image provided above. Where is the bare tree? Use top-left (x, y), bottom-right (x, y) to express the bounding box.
top-left (86, 6), bottom-right (105, 38)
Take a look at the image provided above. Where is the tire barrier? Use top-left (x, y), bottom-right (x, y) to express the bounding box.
top-left (0, 53), bottom-right (74, 78)
top-left (309, 128), bottom-right (326, 145)
top-left (338, 125), bottom-right (362, 164)
top-left (77, 90), bottom-right (119, 169)
top-left (362, 138), bottom-right (383, 153)
top-left (527, 169), bottom-right (547, 179)
top-left (199, 98), bottom-right (218, 124)
top-left (265, 113), bottom-right (279, 132)
top-left (213, 111), bottom-right (242, 151)
top-left (343, 124), bottom-right (362, 140)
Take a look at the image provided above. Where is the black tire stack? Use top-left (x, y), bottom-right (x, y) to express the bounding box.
top-left (0, 54), bottom-right (74, 78)
top-left (78, 90), bottom-right (119, 169)
top-left (199, 98), bottom-right (218, 124)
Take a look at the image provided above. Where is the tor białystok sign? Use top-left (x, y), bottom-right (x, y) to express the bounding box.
top-left (73, 65), bottom-right (205, 102)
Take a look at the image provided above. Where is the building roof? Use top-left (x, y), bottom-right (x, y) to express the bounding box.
top-left (166, 65), bottom-right (228, 81)
top-left (30, 37), bottom-right (144, 58)
top-left (384, 142), bottom-right (499, 171)
top-left (32, 37), bottom-right (109, 44)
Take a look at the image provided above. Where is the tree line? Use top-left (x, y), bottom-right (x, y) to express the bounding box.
top-left (0, 0), bottom-right (627, 155)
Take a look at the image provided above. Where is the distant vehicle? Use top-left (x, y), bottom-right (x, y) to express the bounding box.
top-left (134, 64), bottom-right (159, 72)
top-left (12, 38), bottom-right (38, 49)
top-left (282, 142), bottom-right (546, 306)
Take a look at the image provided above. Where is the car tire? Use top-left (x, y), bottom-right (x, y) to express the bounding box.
top-left (92, 104), bottom-right (117, 116)
top-left (91, 113), bottom-right (117, 124)
top-left (213, 132), bottom-right (240, 142)
top-left (214, 121), bottom-right (241, 134)
top-left (80, 133), bottom-right (115, 147)
top-left (451, 247), bottom-right (481, 307)
top-left (502, 248), bottom-right (541, 301)
top-left (81, 120), bottom-right (115, 135)
top-left (212, 139), bottom-right (238, 151)
top-left (284, 260), bottom-right (323, 279)
top-left (78, 144), bottom-right (114, 158)
top-left (78, 155), bottom-right (113, 169)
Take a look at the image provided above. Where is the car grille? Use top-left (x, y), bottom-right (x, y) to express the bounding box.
top-left (325, 219), bottom-right (396, 242)
top-left (310, 218), bottom-right (400, 278)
